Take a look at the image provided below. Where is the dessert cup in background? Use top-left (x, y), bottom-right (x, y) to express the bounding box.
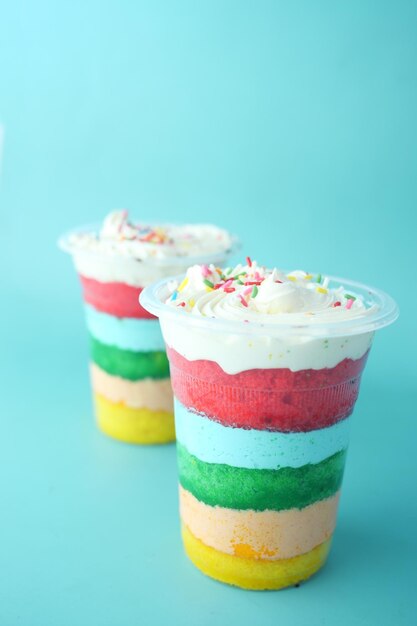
top-left (140, 260), bottom-right (398, 588)
top-left (59, 210), bottom-right (235, 445)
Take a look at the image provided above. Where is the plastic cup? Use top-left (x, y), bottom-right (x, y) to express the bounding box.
top-left (140, 274), bottom-right (398, 588)
top-left (59, 225), bottom-right (235, 445)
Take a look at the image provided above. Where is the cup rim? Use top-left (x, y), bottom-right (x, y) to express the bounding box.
top-left (57, 222), bottom-right (240, 268)
top-left (140, 272), bottom-right (399, 338)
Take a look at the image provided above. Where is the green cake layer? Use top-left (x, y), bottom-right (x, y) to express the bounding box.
top-left (90, 336), bottom-right (170, 381)
top-left (177, 443), bottom-right (346, 512)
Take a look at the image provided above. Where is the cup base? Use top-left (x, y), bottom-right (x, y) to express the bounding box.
top-left (94, 393), bottom-right (175, 445)
top-left (181, 524), bottom-right (331, 590)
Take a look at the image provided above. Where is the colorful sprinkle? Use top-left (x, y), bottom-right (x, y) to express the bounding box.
top-left (177, 277), bottom-right (189, 292)
top-left (141, 229), bottom-right (168, 244)
top-left (170, 261), bottom-right (365, 318)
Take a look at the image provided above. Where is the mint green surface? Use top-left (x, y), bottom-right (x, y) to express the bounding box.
top-left (1, 1), bottom-right (416, 625)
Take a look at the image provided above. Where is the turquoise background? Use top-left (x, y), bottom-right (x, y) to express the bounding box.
top-left (1, 1), bottom-right (416, 624)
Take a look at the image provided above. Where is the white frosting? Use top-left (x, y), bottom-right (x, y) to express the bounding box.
top-left (161, 261), bottom-right (376, 373)
top-left (66, 209), bottom-right (232, 261)
top-left (72, 250), bottom-right (195, 287)
top-left (167, 261), bottom-right (377, 324)
top-left (64, 210), bottom-right (233, 287)
top-left (161, 318), bottom-right (373, 373)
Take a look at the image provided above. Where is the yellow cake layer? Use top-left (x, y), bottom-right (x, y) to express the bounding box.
top-left (182, 523), bottom-right (331, 590)
top-left (94, 393), bottom-right (175, 444)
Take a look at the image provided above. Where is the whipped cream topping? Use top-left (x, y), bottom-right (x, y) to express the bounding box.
top-left (65, 210), bottom-right (233, 261)
top-left (166, 260), bottom-right (377, 325)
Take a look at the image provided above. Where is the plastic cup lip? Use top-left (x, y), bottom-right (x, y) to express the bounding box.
top-left (140, 272), bottom-right (399, 338)
top-left (57, 222), bottom-right (240, 268)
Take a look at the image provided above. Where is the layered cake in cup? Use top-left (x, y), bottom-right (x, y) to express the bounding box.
top-left (59, 210), bottom-right (234, 444)
top-left (140, 259), bottom-right (398, 588)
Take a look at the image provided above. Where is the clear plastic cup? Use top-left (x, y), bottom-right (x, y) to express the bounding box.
top-left (140, 274), bottom-right (398, 588)
top-left (59, 225), bottom-right (236, 445)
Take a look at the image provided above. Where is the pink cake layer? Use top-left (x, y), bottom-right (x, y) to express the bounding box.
top-left (79, 275), bottom-right (155, 319)
top-left (167, 347), bottom-right (369, 432)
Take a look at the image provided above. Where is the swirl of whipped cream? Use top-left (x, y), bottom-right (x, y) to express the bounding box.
top-left (65, 210), bottom-right (233, 261)
top-left (166, 261), bottom-right (376, 325)
top-left (101, 210), bottom-right (138, 240)
top-left (255, 275), bottom-right (305, 314)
